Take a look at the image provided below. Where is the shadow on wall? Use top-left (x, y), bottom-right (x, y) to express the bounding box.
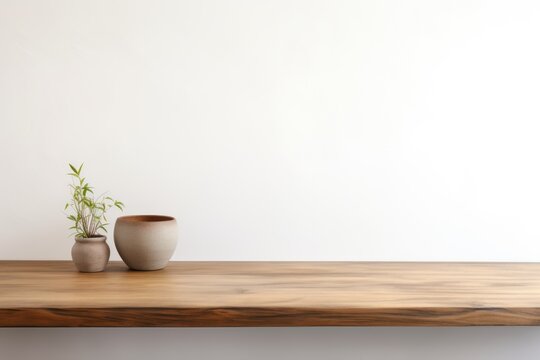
top-left (1, 327), bottom-right (540, 360)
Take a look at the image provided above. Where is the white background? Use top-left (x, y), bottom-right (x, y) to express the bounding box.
top-left (2, 0), bottom-right (540, 359)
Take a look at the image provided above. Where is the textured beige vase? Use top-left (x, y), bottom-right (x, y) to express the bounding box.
top-left (114, 215), bottom-right (178, 271)
top-left (71, 236), bottom-right (110, 272)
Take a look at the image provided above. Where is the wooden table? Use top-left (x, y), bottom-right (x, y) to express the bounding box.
top-left (1, 261), bottom-right (540, 327)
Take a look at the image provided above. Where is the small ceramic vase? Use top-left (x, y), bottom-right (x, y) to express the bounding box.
top-left (71, 235), bottom-right (110, 272)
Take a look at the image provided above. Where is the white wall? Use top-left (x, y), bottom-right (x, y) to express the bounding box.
top-left (2, 0), bottom-right (540, 359)
top-left (2, 0), bottom-right (540, 262)
top-left (2, 327), bottom-right (540, 360)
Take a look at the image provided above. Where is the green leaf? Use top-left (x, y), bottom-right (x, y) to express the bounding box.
top-left (69, 164), bottom-right (78, 175)
top-left (82, 198), bottom-right (92, 207)
top-left (64, 203), bottom-right (69, 210)
top-left (78, 163), bottom-right (84, 175)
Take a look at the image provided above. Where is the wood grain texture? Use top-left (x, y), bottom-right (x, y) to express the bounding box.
top-left (2, 261), bottom-right (540, 327)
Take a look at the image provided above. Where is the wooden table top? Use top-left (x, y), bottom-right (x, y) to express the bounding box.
top-left (2, 261), bottom-right (540, 327)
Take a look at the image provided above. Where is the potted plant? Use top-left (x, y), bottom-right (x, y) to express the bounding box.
top-left (65, 163), bottom-right (124, 272)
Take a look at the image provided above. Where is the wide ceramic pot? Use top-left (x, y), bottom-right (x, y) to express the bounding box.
top-left (71, 235), bottom-right (110, 272)
top-left (114, 215), bottom-right (178, 271)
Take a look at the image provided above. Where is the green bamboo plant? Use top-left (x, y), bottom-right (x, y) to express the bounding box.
top-left (65, 163), bottom-right (124, 238)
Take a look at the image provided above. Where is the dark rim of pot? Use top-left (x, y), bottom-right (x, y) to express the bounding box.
top-left (117, 215), bottom-right (175, 222)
